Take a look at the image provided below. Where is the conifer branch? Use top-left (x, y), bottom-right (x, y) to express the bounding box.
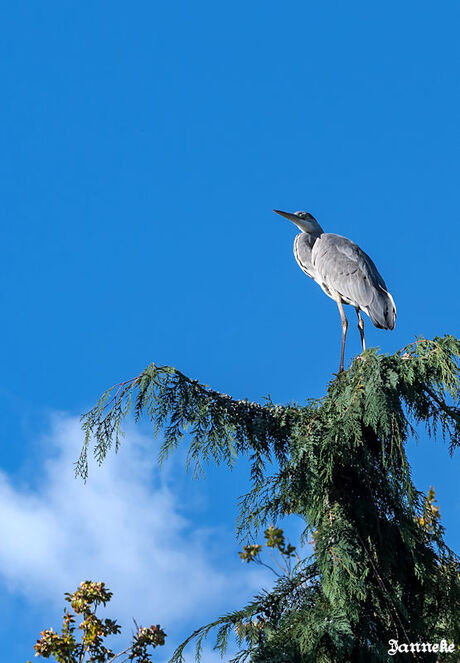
top-left (78, 363), bottom-right (299, 481)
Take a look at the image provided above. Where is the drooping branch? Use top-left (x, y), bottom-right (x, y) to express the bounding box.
top-left (168, 562), bottom-right (319, 663)
top-left (77, 363), bottom-right (300, 481)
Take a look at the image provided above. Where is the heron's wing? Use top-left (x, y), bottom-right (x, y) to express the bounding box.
top-left (312, 234), bottom-right (388, 307)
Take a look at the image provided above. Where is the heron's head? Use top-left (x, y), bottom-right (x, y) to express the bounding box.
top-left (273, 209), bottom-right (324, 235)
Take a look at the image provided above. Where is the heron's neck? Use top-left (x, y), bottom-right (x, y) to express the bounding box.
top-left (300, 231), bottom-right (321, 248)
top-left (294, 232), bottom-right (317, 279)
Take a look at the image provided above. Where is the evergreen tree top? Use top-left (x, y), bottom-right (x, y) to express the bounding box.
top-left (78, 336), bottom-right (460, 662)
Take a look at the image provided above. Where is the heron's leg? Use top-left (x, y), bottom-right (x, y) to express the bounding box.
top-left (335, 299), bottom-right (348, 373)
top-left (355, 307), bottom-right (366, 352)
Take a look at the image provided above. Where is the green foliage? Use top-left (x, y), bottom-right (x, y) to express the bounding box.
top-left (30, 581), bottom-right (166, 663)
top-left (79, 336), bottom-right (460, 662)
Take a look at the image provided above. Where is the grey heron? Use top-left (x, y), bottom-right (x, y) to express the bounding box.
top-left (274, 209), bottom-right (396, 373)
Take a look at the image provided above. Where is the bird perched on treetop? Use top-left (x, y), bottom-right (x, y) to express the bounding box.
top-left (274, 209), bottom-right (396, 373)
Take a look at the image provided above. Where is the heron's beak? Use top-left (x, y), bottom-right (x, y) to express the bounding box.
top-left (273, 209), bottom-right (310, 233)
top-left (273, 209), bottom-right (298, 222)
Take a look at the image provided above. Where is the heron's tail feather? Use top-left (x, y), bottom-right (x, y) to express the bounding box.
top-left (368, 287), bottom-right (396, 330)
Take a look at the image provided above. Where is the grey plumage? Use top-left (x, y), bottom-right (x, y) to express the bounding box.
top-left (275, 209), bottom-right (396, 372)
top-left (297, 232), bottom-right (396, 330)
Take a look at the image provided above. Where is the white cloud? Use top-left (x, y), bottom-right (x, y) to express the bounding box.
top-left (0, 413), bottom-right (268, 657)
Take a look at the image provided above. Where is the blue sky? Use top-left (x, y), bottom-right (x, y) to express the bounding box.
top-left (0, 2), bottom-right (459, 661)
